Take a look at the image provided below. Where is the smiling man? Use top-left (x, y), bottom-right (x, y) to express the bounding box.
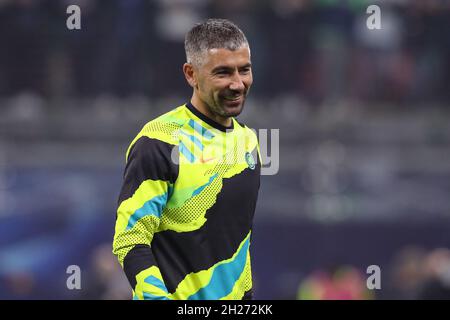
top-left (113, 19), bottom-right (261, 300)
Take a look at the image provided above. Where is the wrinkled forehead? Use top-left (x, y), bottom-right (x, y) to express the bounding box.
top-left (201, 46), bottom-right (251, 69)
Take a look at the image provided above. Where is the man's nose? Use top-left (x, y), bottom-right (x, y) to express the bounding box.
top-left (229, 73), bottom-right (245, 92)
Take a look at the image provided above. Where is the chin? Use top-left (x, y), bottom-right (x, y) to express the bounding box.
top-left (222, 102), bottom-right (245, 117)
top-left (226, 109), bottom-right (243, 117)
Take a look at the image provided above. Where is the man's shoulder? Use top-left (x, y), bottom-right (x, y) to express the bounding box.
top-left (125, 104), bottom-right (188, 161)
top-left (137, 104), bottom-right (188, 140)
top-left (234, 119), bottom-right (259, 142)
top-left (153, 104), bottom-right (190, 125)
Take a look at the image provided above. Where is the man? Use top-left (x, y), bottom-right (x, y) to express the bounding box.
top-left (113, 18), bottom-right (261, 300)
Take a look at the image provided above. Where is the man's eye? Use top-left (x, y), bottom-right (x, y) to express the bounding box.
top-left (240, 69), bottom-right (250, 74)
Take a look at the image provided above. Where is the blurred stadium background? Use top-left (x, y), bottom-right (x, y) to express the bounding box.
top-left (1, 0), bottom-right (450, 300)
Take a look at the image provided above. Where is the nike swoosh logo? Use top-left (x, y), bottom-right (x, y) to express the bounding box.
top-left (199, 156), bottom-right (216, 163)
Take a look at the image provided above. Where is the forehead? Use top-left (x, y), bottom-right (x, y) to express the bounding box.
top-left (202, 47), bottom-right (251, 69)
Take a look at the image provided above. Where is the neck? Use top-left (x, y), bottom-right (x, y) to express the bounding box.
top-left (191, 95), bottom-right (232, 128)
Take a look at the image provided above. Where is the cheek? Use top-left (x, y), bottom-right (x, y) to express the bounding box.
top-left (199, 81), bottom-right (219, 101)
top-left (245, 74), bottom-right (253, 88)
top-left (208, 81), bottom-right (225, 96)
top-left (198, 81), bottom-right (210, 98)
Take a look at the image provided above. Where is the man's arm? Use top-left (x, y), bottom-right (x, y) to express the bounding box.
top-left (113, 136), bottom-right (178, 300)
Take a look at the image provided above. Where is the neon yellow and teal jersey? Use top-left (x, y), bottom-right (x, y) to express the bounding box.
top-left (113, 102), bottom-right (261, 300)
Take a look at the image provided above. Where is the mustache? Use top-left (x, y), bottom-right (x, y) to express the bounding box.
top-left (221, 89), bottom-right (247, 98)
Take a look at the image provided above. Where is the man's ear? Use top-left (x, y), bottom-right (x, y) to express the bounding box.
top-left (183, 63), bottom-right (197, 89)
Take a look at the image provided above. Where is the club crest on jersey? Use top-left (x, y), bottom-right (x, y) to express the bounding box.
top-left (245, 152), bottom-right (256, 170)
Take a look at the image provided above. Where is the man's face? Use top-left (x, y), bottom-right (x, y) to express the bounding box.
top-left (194, 47), bottom-right (253, 118)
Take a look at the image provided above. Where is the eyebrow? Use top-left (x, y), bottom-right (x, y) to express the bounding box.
top-left (211, 63), bottom-right (252, 73)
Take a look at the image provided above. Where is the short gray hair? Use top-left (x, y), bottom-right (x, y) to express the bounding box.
top-left (185, 18), bottom-right (249, 67)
